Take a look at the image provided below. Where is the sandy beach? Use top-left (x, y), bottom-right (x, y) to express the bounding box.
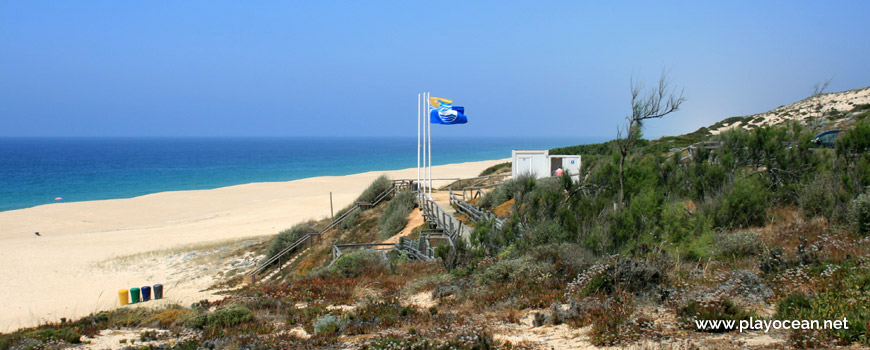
top-left (0, 158), bottom-right (508, 333)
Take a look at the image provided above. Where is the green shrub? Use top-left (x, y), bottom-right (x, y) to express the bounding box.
top-left (528, 243), bottom-right (595, 278)
top-left (522, 220), bottom-right (571, 249)
top-left (330, 250), bottom-right (389, 278)
top-left (799, 172), bottom-right (842, 219)
top-left (473, 256), bottom-right (554, 287)
top-left (659, 200), bottom-right (716, 260)
top-left (715, 230), bottom-right (760, 258)
top-left (849, 189), bottom-right (870, 236)
top-left (478, 174), bottom-right (536, 209)
top-left (479, 162), bottom-right (511, 176)
top-left (336, 175), bottom-right (393, 218)
top-left (711, 176), bottom-right (770, 229)
top-left (378, 190), bottom-right (416, 239)
top-left (609, 188), bottom-right (664, 251)
top-left (183, 313), bottom-right (207, 329)
top-left (262, 223), bottom-right (314, 264)
top-left (35, 328), bottom-right (81, 344)
top-left (339, 207), bottom-right (361, 230)
top-left (184, 304), bottom-right (254, 330)
top-left (774, 280), bottom-right (870, 346)
top-left (357, 175), bottom-right (393, 205)
top-left (776, 293), bottom-right (812, 319)
top-left (313, 314), bottom-right (341, 334)
top-left (209, 304), bottom-right (254, 329)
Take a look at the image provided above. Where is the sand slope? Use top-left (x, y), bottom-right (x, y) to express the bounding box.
top-left (0, 159), bottom-right (507, 332)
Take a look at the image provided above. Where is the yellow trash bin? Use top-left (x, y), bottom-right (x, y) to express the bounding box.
top-left (118, 289), bottom-right (129, 306)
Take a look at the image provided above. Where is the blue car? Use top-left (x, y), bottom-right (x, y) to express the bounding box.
top-left (812, 130), bottom-right (841, 148)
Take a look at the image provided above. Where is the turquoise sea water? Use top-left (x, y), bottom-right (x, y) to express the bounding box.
top-left (0, 137), bottom-right (598, 212)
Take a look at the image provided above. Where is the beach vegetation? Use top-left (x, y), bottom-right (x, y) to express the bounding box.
top-left (377, 190), bottom-right (416, 239)
top-left (479, 161), bottom-right (511, 176)
top-left (357, 175), bottom-right (394, 205)
top-left (339, 207), bottom-right (361, 230)
top-left (849, 188), bottom-right (870, 236)
top-left (262, 222), bottom-right (315, 264)
top-left (330, 250), bottom-right (390, 278)
top-left (334, 175), bottom-right (395, 220)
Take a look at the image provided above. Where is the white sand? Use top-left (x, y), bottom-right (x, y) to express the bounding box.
top-left (0, 158), bottom-right (508, 332)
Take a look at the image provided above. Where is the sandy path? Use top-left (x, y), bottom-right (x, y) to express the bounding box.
top-left (0, 158), bottom-right (508, 332)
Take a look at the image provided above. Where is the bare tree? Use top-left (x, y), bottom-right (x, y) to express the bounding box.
top-left (614, 70), bottom-right (685, 204)
top-left (811, 78), bottom-right (832, 98)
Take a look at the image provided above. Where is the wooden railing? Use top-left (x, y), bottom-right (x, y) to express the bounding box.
top-left (259, 175), bottom-right (514, 276)
top-left (449, 190), bottom-right (505, 231)
top-left (397, 235), bottom-right (435, 260)
top-left (437, 174), bottom-right (511, 192)
top-left (330, 243), bottom-right (398, 266)
top-left (419, 194), bottom-right (463, 244)
top-left (245, 184), bottom-right (398, 283)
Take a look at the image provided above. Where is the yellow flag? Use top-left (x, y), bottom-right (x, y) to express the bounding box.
top-left (429, 96), bottom-right (452, 108)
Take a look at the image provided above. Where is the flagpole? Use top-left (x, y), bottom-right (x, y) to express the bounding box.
top-left (423, 92), bottom-right (428, 199)
top-left (423, 93), bottom-right (428, 199)
top-left (427, 92), bottom-right (433, 199)
top-left (417, 94), bottom-right (420, 200)
top-left (417, 92), bottom-right (426, 199)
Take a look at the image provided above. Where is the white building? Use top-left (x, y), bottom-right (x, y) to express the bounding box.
top-left (511, 149), bottom-right (580, 181)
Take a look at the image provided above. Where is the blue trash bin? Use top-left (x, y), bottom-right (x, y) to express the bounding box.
top-left (141, 286), bottom-right (151, 302)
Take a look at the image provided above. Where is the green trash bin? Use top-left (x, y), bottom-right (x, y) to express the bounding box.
top-left (130, 287), bottom-right (141, 304)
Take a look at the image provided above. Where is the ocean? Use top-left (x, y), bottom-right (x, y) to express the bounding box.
top-left (0, 137), bottom-right (598, 212)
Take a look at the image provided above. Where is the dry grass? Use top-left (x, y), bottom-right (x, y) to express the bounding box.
top-left (93, 236), bottom-right (270, 270)
top-left (493, 199), bottom-right (515, 217)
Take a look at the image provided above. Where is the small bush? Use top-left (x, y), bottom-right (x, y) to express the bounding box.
top-left (335, 175), bottom-right (393, 218)
top-left (263, 223), bottom-right (314, 264)
top-left (610, 258), bottom-right (665, 296)
top-left (313, 314), bottom-right (341, 334)
top-left (679, 296), bottom-right (753, 333)
top-left (473, 256), bottom-right (554, 287)
top-left (184, 304), bottom-right (254, 330)
top-left (713, 270), bottom-right (772, 303)
top-left (378, 190), bottom-right (416, 239)
top-left (574, 293), bottom-right (637, 346)
top-left (183, 313), bottom-right (207, 329)
top-left (799, 173), bottom-right (841, 219)
top-left (339, 207), bottom-right (361, 230)
top-left (209, 304), bottom-right (254, 329)
top-left (715, 230), bottom-right (760, 258)
top-left (330, 250), bottom-right (389, 278)
top-left (36, 328), bottom-right (81, 344)
top-left (711, 176), bottom-right (770, 229)
top-left (357, 175), bottom-right (393, 205)
top-left (849, 189), bottom-right (870, 235)
top-left (528, 243), bottom-right (595, 278)
top-left (478, 174), bottom-right (536, 209)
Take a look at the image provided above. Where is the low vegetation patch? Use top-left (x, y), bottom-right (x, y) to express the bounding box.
top-left (378, 190), bottom-right (415, 239)
top-left (479, 161), bottom-right (511, 176)
top-left (262, 222), bottom-right (315, 264)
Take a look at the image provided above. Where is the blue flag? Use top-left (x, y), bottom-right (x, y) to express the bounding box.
top-left (429, 103), bottom-right (468, 125)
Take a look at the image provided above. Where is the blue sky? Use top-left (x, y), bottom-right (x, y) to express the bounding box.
top-left (1, 1), bottom-right (868, 139)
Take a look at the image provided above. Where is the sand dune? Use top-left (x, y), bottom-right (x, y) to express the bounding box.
top-left (0, 158), bottom-right (508, 332)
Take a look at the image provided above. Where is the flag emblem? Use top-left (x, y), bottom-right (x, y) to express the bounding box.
top-left (428, 96), bottom-right (467, 125)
